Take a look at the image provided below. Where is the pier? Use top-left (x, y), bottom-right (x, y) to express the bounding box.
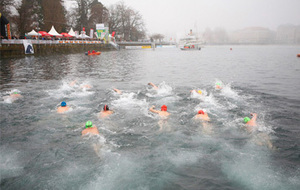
top-left (0, 39), bottom-right (177, 58)
top-left (0, 39), bottom-right (115, 58)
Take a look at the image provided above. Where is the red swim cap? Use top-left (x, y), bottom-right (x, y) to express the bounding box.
top-left (161, 105), bottom-right (167, 111)
top-left (198, 110), bottom-right (204, 114)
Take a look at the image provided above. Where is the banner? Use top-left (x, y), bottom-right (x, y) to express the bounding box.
top-left (94, 32), bottom-right (98, 38)
top-left (7, 23), bottom-right (11, 39)
top-left (96, 24), bottom-right (108, 40)
top-left (23, 40), bottom-right (34, 54)
top-left (90, 29), bottom-right (94, 38)
top-left (75, 31), bottom-right (79, 38)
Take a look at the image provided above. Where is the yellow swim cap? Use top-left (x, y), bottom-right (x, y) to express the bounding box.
top-left (197, 90), bottom-right (202, 94)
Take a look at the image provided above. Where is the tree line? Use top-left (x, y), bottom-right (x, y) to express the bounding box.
top-left (0, 0), bottom-right (146, 41)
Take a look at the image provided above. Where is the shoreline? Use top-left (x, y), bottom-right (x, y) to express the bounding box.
top-left (0, 39), bottom-right (116, 58)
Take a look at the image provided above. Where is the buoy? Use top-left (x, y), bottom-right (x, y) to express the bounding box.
top-left (230, 48), bottom-right (232, 50)
top-left (297, 54), bottom-right (300, 57)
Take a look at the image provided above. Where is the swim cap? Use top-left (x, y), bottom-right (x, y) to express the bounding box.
top-left (216, 82), bottom-right (221, 86)
top-left (161, 105), bottom-right (167, 111)
top-left (198, 110), bottom-right (204, 114)
top-left (13, 92), bottom-right (18, 94)
top-left (85, 121), bottom-right (93, 128)
top-left (197, 90), bottom-right (202, 94)
top-left (61, 101), bottom-right (67, 107)
top-left (244, 117), bottom-right (251, 123)
top-left (103, 105), bottom-right (109, 111)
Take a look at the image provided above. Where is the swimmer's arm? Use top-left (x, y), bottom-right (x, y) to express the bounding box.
top-left (148, 82), bottom-right (158, 89)
top-left (149, 105), bottom-right (159, 114)
top-left (250, 113), bottom-right (257, 122)
top-left (113, 88), bottom-right (122, 94)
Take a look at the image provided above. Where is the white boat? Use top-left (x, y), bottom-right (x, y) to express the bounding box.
top-left (178, 31), bottom-right (204, 50)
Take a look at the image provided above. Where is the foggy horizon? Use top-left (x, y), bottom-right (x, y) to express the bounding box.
top-left (96, 0), bottom-right (300, 37)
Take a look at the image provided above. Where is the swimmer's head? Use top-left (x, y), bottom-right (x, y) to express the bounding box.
top-left (61, 101), bottom-right (67, 107)
top-left (216, 82), bottom-right (221, 86)
top-left (161, 105), bottom-right (167, 111)
top-left (198, 110), bottom-right (205, 114)
top-left (13, 92), bottom-right (18, 94)
top-left (197, 90), bottom-right (202, 94)
top-left (85, 121), bottom-right (93, 128)
top-left (244, 117), bottom-right (251, 123)
top-left (103, 105), bottom-right (109, 111)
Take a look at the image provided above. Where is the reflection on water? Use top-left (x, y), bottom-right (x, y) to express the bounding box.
top-left (1, 46), bottom-right (300, 190)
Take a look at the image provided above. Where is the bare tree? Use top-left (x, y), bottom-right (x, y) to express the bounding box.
top-left (41, 0), bottom-right (66, 32)
top-left (17, 0), bottom-right (36, 36)
top-left (74, 0), bottom-right (92, 31)
top-left (0, 0), bottom-right (15, 17)
top-left (151, 34), bottom-right (164, 42)
top-left (108, 1), bottom-right (145, 41)
top-left (88, 0), bottom-right (108, 30)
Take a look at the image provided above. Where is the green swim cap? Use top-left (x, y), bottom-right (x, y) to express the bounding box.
top-left (85, 121), bottom-right (93, 128)
top-left (244, 117), bottom-right (251, 123)
top-left (14, 92), bottom-right (18, 94)
top-left (216, 82), bottom-right (221, 86)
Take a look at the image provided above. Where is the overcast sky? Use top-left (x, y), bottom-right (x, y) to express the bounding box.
top-left (98, 0), bottom-right (300, 38)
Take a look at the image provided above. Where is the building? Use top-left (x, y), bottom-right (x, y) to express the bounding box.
top-left (230, 27), bottom-right (275, 44)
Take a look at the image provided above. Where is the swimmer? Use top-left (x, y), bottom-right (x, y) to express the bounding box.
top-left (191, 89), bottom-right (203, 95)
top-left (3, 91), bottom-right (23, 103)
top-left (80, 84), bottom-right (92, 89)
top-left (243, 113), bottom-right (274, 149)
top-left (194, 110), bottom-right (212, 134)
top-left (113, 88), bottom-right (122, 94)
top-left (99, 104), bottom-right (114, 118)
top-left (215, 82), bottom-right (222, 89)
top-left (150, 105), bottom-right (171, 131)
top-left (194, 110), bottom-right (210, 122)
top-left (244, 113), bottom-right (257, 132)
top-left (81, 121), bottom-right (99, 136)
top-left (148, 82), bottom-right (158, 90)
top-left (57, 101), bottom-right (70, 113)
top-left (69, 80), bottom-right (78, 87)
top-left (149, 105), bottom-right (170, 118)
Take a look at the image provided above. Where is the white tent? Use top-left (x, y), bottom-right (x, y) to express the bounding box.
top-left (78, 33), bottom-right (90, 39)
top-left (68, 28), bottom-right (76, 37)
top-left (26, 29), bottom-right (41, 36)
top-left (48, 26), bottom-right (62, 37)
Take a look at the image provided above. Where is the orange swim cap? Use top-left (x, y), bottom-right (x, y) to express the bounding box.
top-left (161, 105), bottom-right (167, 111)
top-left (198, 110), bottom-right (204, 114)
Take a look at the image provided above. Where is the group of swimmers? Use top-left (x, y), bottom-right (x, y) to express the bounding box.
top-left (3, 80), bottom-right (272, 150)
top-left (54, 81), bottom-right (272, 149)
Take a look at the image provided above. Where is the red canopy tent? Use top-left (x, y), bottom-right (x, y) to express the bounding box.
top-left (38, 31), bottom-right (52, 37)
top-left (60, 33), bottom-right (73, 38)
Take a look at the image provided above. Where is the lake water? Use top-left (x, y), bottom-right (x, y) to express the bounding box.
top-left (1, 45), bottom-right (300, 190)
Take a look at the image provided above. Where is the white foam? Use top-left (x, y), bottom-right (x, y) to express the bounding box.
top-left (112, 92), bottom-right (149, 116)
top-left (46, 80), bottom-right (94, 99)
top-left (220, 83), bottom-right (239, 99)
top-left (0, 146), bottom-right (24, 180)
top-left (146, 81), bottom-right (173, 97)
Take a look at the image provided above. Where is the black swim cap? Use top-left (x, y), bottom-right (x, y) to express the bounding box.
top-left (103, 105), bottom-right (109, 111)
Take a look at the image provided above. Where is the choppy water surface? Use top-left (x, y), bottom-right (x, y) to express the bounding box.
top-left (1, 46), bottom-right (300, 190)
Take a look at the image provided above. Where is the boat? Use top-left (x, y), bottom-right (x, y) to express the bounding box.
top-left (85, 50), bottom-right (101, 55)
top-left (178, 30), bottom-right (204, 50)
